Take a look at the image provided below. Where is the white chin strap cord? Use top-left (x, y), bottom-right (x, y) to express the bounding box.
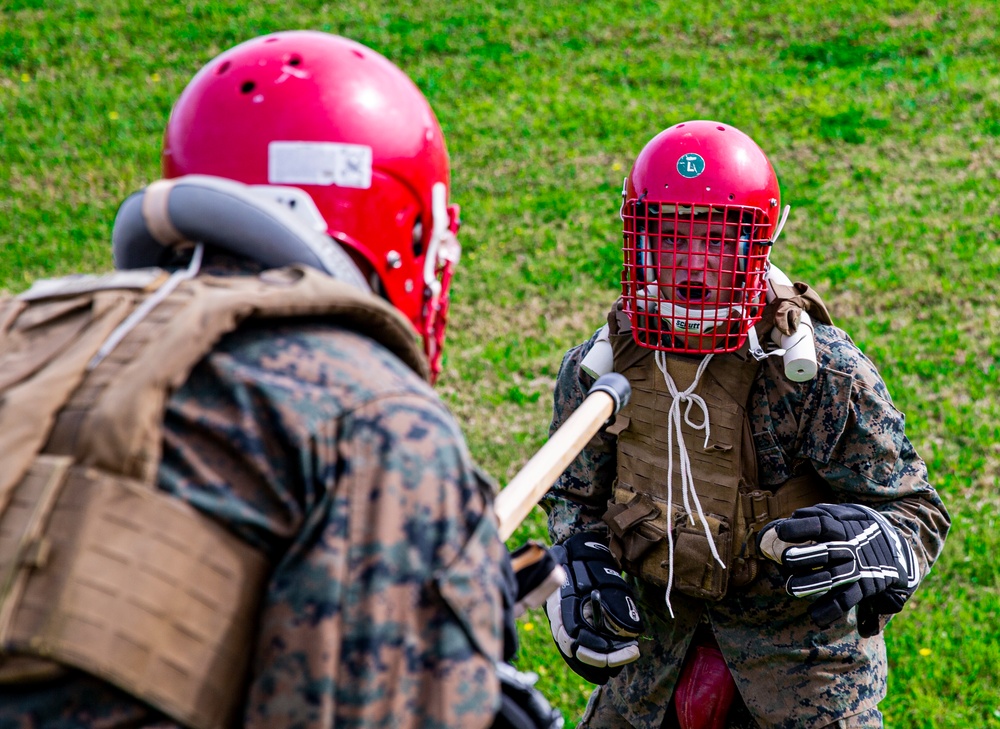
top-left (653, 350), bottom-right (726, 618)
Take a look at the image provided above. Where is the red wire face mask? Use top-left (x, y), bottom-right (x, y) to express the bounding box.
top-left (622, 201), bottom-right (771, 353)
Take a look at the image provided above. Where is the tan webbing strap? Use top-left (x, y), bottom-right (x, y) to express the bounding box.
top-left (759, 280), bottom-right (834, 338)
top-left (740, 470), bottom-right (834, 558)
top-left (606, 492), bottom-right (660, 535)
top-left (0, 455), bottom-right (73, 632)
top-left (141, 178), bottom-right (187, 247)
top-left (605, 492), bottom-right (664, 566)
top-left (43, 290), bottom-right (193, 477)
top-left (45, 276), bottom-right (239, 479)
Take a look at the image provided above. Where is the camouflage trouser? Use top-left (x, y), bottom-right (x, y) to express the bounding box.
top-left (578, 684), bottom-right (884, 728)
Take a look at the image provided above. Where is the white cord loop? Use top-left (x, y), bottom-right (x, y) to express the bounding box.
top-left (653, 351), bottom-right (726, 617)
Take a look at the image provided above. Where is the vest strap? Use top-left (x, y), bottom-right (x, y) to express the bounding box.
top-left (741, 470), bottom-right (833, 558)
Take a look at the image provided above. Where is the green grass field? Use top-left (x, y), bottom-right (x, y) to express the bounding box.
top-left (2, 1), bottom-right (998, 726)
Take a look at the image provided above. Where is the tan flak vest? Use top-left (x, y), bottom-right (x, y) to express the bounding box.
top-left (0, 264), bottom-right (426, 729)
top-left (602, 288), bottom-right (834, 601)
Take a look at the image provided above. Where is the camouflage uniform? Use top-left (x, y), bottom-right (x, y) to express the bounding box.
top-left (544, 323), bottom-right (950, 729)
top-left (0, 265), bottom-right (507, 729)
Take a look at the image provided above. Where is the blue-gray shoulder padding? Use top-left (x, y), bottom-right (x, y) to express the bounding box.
top-left (112, 174), bottom-right (370, 292)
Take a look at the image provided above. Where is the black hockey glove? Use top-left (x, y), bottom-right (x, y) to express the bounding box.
top-left (757, 503), bottom-right (919, 631)
top-left (544, 532), bottom-right (644, 685)
top-left (492, 661), bottom-right (565, 729)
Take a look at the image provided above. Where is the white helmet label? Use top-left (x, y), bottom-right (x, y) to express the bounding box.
top-left (676, 153), bottom-right (705, 178)
top-left (268, 141), bottom-right (372, 189)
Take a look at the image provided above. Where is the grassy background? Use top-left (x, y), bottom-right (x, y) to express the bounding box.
top-left (2, 1), bottom-right (998, 726)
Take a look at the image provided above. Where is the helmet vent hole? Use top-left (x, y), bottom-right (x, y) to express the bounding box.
top-left (216, 61), bottom-right (231, 75)
top-left (412, 221), bottom-right (424, 257)
top-left (717, 126), bottom-right (725, 131)
top-left (241, 81), bottom-right (256, 94)
top-left (287, 54), bottom-right (302, 66)
top-left (728, 193), bottom-right (735, 200)
top-left (352, 50), bottom-right (365, 59)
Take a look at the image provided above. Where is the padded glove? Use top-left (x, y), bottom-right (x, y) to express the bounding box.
top-left (757, 503), bottom-right (919, 630)
top-left (492, 661), bottom-right (565, 729)
top-left (544, 532), bottom-right (644, 685)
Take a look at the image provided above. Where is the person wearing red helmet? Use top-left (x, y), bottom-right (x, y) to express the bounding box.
top-left (160, 30), bottom-right (461, 381)
top-left (542, 121), bottom-right (949, 728)
top-left (0, 31), bottom-right (560, 729)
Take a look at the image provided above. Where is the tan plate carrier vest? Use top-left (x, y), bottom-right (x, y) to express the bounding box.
top-left (602, 292), bottom-right (833, 602)
top-left (0, 265), bottom-right (426, 729)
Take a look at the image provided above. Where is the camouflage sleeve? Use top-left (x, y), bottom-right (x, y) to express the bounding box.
top-left (157, 323), bottom-right (504, 729)
top-left (245, 393), bottom-right (504, 729)
top-left (541, 329), bottom-right (618, 545)
top-left (765, 323), bottom-right (950, 582)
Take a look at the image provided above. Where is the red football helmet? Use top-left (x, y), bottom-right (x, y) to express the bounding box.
top-left (163, 31), bottom-right (460, 379)
top-left (620, 121), bottom-right (780, 354)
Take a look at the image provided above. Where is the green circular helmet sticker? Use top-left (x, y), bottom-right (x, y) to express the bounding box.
top-left (676, 153), bottom-right (705, 178)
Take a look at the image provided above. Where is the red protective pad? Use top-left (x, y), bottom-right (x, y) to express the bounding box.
top-left (674, 636), bottom-right (737, 729)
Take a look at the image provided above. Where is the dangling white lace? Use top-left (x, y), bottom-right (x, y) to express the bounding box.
top-left (88, 243), bottom-right (205, 371)
top-left (654, 350), bottom-right (726, 617)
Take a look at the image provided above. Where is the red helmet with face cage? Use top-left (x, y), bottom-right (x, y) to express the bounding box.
top-left (621, 120), bottom-right (780, 354)
top-left (162, 31), bottom-right (460, 379)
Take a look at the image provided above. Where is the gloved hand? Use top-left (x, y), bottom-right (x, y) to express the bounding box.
top-left (757, 503), bottom-right (920, 630)
top-left (544, 532), bottom-right (644, 685)
top-left (492, 661), bottom-right (565, 729)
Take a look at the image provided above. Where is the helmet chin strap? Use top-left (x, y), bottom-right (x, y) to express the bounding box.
top-left (422, 182), bottom-right (451, 299)
top-left (771, 204), bottom-right (791, 245)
